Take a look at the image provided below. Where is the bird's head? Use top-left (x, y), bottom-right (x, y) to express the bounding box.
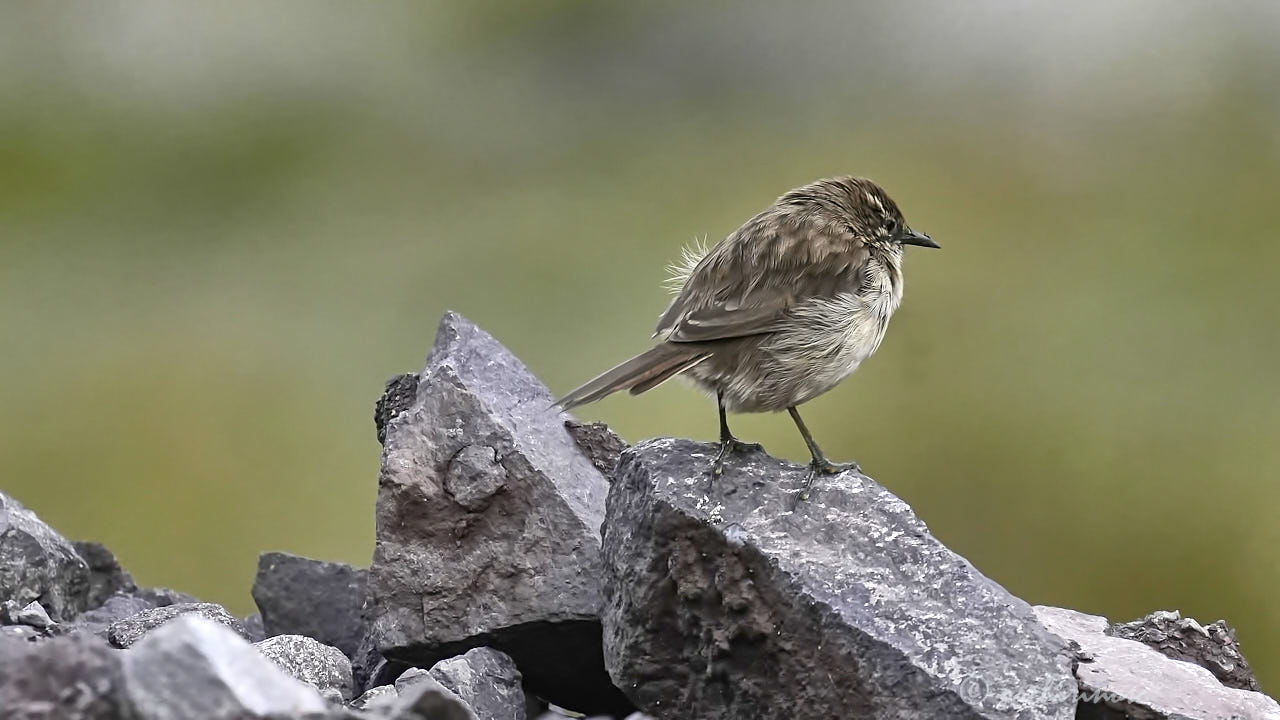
top-left (782, 176), bottom-right (939, 252)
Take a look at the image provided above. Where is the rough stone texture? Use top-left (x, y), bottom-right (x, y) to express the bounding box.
top-left (392, 670), bottom-right (480, 720)
top-left (107, 602), bottom-right (250, 648)
top-left (564, 420), bottom-right (628, 478)
top-left (72, 540), bottom-right (137, 610)
top-left (0, 491), bottom-right (90, 621)
top-left (369, 312), bottom-right (630, 715)
top-left (252, 550), bottom-right (368, 658)
top-left (122, 614), bottom-right (328, 719)
top-left (351, 684), bottom-right (399, 712)
top-left (375, 372), bottom-right (419, 446)
top-left (429, 646), bottom-right (525, 720)
top-left (0, 631), bottom-right (131, 719)
top-left (1037, 606), bottom-right (1280, 720)
top-left (1107, 609), bottom-right (1260, 692)
top-left (255, 634), bottom-right (354, 702)
top-left (602, 438), bottom-right (1078, 720)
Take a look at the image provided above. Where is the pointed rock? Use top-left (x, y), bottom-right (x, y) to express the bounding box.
top-left (368, 312), bottom-right (629, 714)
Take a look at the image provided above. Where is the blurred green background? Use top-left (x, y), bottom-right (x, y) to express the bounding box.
top-left (3, 0), bottom-right (1278, 689)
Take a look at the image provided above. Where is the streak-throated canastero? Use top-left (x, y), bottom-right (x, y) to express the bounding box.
top-left (557, 176), bottom-right (938, 503)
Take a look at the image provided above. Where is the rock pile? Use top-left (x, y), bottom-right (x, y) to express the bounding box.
top-left (2, 311), bottom-right (1276, 720)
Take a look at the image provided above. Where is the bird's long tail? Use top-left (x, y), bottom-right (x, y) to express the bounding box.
top-left (556, 344), bottom-right (708, 410)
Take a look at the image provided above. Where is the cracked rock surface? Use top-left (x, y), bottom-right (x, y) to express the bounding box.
top-left (1037, 606), bottom-right (1280, 720)
top-left (601, 437), bottom-right (1079, 720)
top-left (368, 312), bottom-right (630, 715)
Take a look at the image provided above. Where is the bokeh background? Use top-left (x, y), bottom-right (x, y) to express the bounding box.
top-left (3, 0), bottom-right (1279, 689)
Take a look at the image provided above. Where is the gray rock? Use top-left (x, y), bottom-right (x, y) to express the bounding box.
top-left (369, 312), bottom-right (629, 715)
top-left (0, 631), bottom-right (131, 719)
top-left (70, 592), bottom-right (162, 638)
top-left (107, 602), bottom-right (250, 648)
top-left (351, 684), bottom-right (400, 712)
top-left (602, 438), bottom-right (1079, 720)
top-left (1037, 606), bottom-right (1280, 720)
top-left (255, 634), bottom-right (354, 702)
top-left (72, 540), bottom-right (137, 609)
top-left (132, 587), bottom-right (200, 607)
top-left (393, 667), bottom-right (434, 695)
top-left (429, 647), bottom-right (525, 720)
top-left (390, 672), bottom-right (479, 720)
top-left (0, 624), bottom-right (43, 644)
top-left (242, 612), bottom-right (265, 642)
top-left (122, 614), bottom-right (328, 719)
top-left (376, 372), bottom-right (419, 446)
top-left (0, 491), bottom-right (90, 621)
top-left (1107, 609), bottom-right (1260, 691)
top-left (252, 550), bottom-right (368, 658)
top-left (7, 600), bottom-right (53, 629)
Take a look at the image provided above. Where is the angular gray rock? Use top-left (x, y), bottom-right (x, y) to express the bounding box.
top-left (602, 438), bottom-right (1079, 720)
top-left (369, 312), bottom-right (630, 714)
top-left (429, 646), bottom-right (525, 720)
top-left (564, 420), bottom-right (628, 478)
top-left (391, 670), bottom-right (479, 720)
top-left (0, 631), bottom-right (131, 719)
top-left (351, 684), bottom-right (399, 712)
top-left (255, 633), bottom-right (354, 702)
top-left (1036, 606), bottom-right (1280, 720)
top-left (252, 550), bottom-right (368, 658)
top-left (3, 600), bottom-right (54, 629)
top-left (107, 602), bottom-right (250, 648)
top-left (1107, 609), bottom-right (1260, 691)
top-left (73, 540), bottom-right (137, 609)
top-left (0, 491), bottom-right (90, 621)
top-left (122, 614), bottom-right (328, 719)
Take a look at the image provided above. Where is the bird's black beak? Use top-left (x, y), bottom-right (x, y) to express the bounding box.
top-left (899, 229), bottom-right (940, 249)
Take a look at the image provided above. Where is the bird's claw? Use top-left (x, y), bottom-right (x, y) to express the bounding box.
top-left (710, 437), bottom-right (763, 478)
top-left (790, 457), bottom-right (860, 509)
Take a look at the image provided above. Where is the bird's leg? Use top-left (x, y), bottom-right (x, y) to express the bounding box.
top-left (787, 406), bottom-right (859, 508)
top-left (711, 391), bottom-right (761, 478)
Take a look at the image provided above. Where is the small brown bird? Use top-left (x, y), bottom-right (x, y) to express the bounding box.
top-left (558, 176), bottom-right (938, 501)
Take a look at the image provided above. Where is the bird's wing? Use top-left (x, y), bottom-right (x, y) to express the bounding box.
top-left (656, 241), bottom-right (869, 344)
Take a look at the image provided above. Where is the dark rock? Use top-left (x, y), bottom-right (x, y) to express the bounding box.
top-left (0, 491), bottom-right (91, 621)
top-left (352, 632), bottom-right (411, 694)
top-left (1107, 609), bottom-right (1260, 692)
top-left (350, 684), bottom-right (399, 712)
top-left (0, 631), bottom-right (131, 719)
top-left (255, 634), bottom-right (354, 703)
top-left (564, 421), bottom-right (628, 478)
top-left (369, 312), bottom-right (630, 715)
top-left (242, 612), bottom-right (266, 643)
top-left (376, 373), bottom-right (419, 446)
top-left (107, 602), bottom-right (249, 648)
top-left (429, 647), bottom-right (525, 720)
top-left (391, 671), bottom-right (479, 720)
top-left (72, 540), bottom-right (137, 609)
top-left (602, 437), bottom-right (1079, 720)
top-left (252, 551), bottom-right (368, 659)
top-left (1037, 606), bottom-right (1280, 719)
top-left (122, 614), bottom-right (328, 718)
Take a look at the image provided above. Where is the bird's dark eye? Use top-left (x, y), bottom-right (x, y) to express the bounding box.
top-left (884, 217), bottom-right (900, 236)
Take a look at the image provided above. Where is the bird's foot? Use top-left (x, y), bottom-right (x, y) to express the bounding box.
top-left (790, 457), bottom-right (860, 509)
top-left (710, 436), bottom-right (763, 478)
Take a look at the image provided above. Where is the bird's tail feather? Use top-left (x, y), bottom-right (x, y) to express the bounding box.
top-left (556, 344), bottom-right (707, 410)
